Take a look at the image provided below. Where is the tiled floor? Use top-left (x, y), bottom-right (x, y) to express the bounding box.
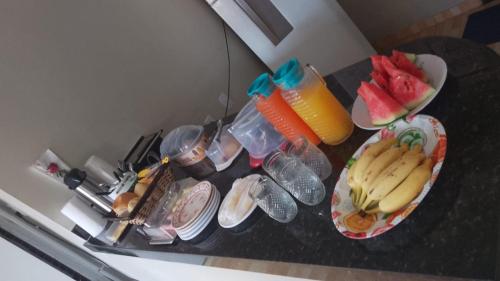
top-left (374, 0), bottom-right (500, 55)
top-left (203, 2), bottom-right (499, 280)
top-left (204, 257), bottom-right (471, 281)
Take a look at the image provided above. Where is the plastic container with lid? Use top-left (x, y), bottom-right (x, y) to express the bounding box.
top-left (228, 99), bottom-right (284, 168)
top-left (160, 125), bottom-right (216, 179)
top-left (273, 58), bottom-right (354, 145)
top-left (206, 120), bottom-right (243, 171)
top-left (140, 177), bottom-right (199, 245)
top-left (141, 181), bottom-right (182, 245)
top-left (247, 73), bottom-right (320, 145)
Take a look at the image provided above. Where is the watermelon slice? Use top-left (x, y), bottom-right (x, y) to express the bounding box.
top-left (357, 81), bottom-right (408, 125)
top-left (370, 71), bottom-right (389, 92)
top-left (380, 56), bottom-right (399, 75)
top-left (370, 55), bottom-right (386, 75)
top-left (404, 52), bottom-right (416, 63)
top-left (381, 59), bottom-right (436, 110)
top-left (390, 50), bottom-right (427, 82)
top-left (389, 71), bottom-right (436, 110)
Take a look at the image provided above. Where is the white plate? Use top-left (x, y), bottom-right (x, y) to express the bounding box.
top-left (181, 191), bottom-right (220, 240)
top-left (218, 174), bottom-right (260, 228)
top-left (177, 190), bottom-right (218, 239)
top-left (179, 190), bottom-right (220, 241)
top-left (175, 185), bottom-right (216, 233)
top-left (352, 54), bottom-right (447, 130)
top-left (172, 181), bottom-right (213, 229)
top-left (176, 186), bottom-right (218, 237)
top-left (331, 115), bottom-right (447, 239)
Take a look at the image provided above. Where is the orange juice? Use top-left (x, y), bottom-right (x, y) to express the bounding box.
top-left (286, 79), bottom-right (353, 145)
top-left (255, 92), bottom-right (321, 145)
top-left (273, 58), bottom-right (353, 145)
top-left (248, 73), bottom-right (321, 145)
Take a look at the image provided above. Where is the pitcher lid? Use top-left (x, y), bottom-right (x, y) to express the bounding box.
top-left (272, 58), bottom-right (304, 90)
top-left (247, 73), bottom-right (275, 98)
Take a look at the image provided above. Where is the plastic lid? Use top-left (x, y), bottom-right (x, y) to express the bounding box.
top-left (272, 58), bottom-right (304, 90)
top-left (160, 125), bottom-right (204, 160)
top-left (247, 73), bottom-right (275, 98)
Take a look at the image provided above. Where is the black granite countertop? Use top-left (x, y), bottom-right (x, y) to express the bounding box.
top-left (86, 37), bottom-right (500, 280)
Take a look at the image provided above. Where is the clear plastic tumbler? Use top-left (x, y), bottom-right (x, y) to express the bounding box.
top-left (248, 175), bottom-right (298, 223)
top-left (284, 136), bottom-right (332, 180)
top-left (263, 150), bottom-right (325, 206)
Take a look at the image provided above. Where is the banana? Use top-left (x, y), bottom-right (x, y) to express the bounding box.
top-left (352, 137), bottom-right (397, 186)
top-left (347, 161), bottom-right (361, 207)
top-left (364, 205), bottom-right (380, 214)
top-left (365, 137), bottom-right (397, 155)
top-left (347, 161), bottom-right (358, 187)
top-left (365, 200), bottom-right (379, 210)
top-left (379, 158), bottom-right (433, 213)
top-left (357, 189), bottom-right (368, 208)
top-left (360, 197), bottom-right (375, 210)
top-left (366, 150), bottom-right (425, 201)
top-left (360, 144), bottom-right (408, 192)
top-left (407, 143), bottom-right (422, 154)
top-left (350, 189), bottom-right (357, 207)
top-left (350, 185), bottom-right (362, 207)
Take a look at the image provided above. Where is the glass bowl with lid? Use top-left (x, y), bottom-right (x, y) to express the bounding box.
top-left (160, 125), bottom-right (216, 179)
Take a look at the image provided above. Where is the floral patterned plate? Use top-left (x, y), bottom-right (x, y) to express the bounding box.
top-left (331, 114), bottom-right (447, 239)
top-left (172, 181), bottom-right (213, 229)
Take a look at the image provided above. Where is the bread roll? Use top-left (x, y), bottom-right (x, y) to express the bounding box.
top-left (138, 177), bottom-right (153, 185)
top-left (134, 182), bottom-right (148, 197)
top-left (127, 197), bottom-right (139, 213)
top-left (113, 192), bottom-right (138, 216)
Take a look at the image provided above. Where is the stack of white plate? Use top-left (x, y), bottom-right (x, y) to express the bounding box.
top-left (172, 181), bottom-right (220, 241)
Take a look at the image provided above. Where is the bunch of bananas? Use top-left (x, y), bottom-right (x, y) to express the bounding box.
top-left (348, 137), bottom-right (432, 214)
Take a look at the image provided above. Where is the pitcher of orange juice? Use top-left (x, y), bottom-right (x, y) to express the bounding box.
top-left (272, 58), bottom-right (353, 145)
top-left (247, 73), bottom-right (321, 145)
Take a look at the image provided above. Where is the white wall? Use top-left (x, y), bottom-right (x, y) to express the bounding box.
top-left (0, 0), bottom-right (266, 228)
top-left (0, 236), bottom-right (73, 281)
top-left (338, 0), bottom-right (465, 41)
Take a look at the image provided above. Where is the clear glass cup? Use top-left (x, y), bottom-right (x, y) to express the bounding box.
top-left (263, 150), bottom-right (326, 206)
top-left (284, 136), bottom-right (332, 180)
top-left (248, 175), bottom-right (298, 223)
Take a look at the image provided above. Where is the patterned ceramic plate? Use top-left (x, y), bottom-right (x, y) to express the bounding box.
top-left (172, 181), bottom-right (213, 229)
top-left (331, 114), bottom-right (447, 239)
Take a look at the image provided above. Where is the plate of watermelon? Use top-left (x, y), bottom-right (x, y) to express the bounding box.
top-left (352, 50), bottom-right (447, 130)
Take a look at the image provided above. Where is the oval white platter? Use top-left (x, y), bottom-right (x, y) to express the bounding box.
top-left (331, 115), bottom-right (447, 239)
